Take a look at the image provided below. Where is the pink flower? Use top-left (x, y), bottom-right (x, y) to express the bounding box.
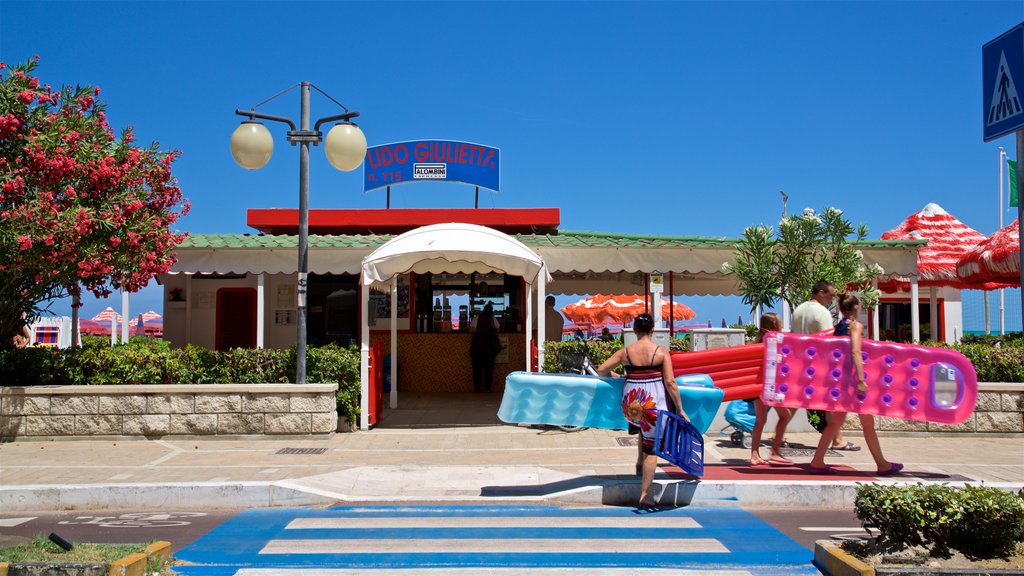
top-left (18, 90), bottom-right (35, 105)
top-left (18, 236), bottom-right (32, 250)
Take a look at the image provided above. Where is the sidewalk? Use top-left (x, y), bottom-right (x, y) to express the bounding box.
top-left (1, 395), bottom-right (1021, 512)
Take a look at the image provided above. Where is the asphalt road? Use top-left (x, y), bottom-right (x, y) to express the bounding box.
top-left (0, 504), bottom-right (867, 553)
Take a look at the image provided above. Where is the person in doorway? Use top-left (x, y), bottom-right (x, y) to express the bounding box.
top-left (544, 295), bottom-right (564, 343)
top-left (748, 313), bottom-right (795, 467)
top-left (808, 293), bottom-right (903, 476)
top-left (792, 279), bottom-right (860, 452)
top-left (469, 303), bottom-right (501, 393)
top-left (596, 313), bottom-right (687, 510)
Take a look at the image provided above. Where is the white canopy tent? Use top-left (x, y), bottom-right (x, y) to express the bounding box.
top-left (359, 223), bottom-right (551, 430)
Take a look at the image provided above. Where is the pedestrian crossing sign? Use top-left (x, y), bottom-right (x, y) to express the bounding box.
top-left (984, 23), bottom-right (1024, 141)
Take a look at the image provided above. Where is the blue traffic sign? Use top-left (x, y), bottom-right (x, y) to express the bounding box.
top-left (983, 23), bottom-right (1024, 141)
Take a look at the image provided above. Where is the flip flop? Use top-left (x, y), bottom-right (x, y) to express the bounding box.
top-left (749, 460), bottom-right (770, 468)
top-left (768, 455), bottom-right (794, 466)
top-left (877, 462), bottom-right (904, 476)
top-left (832, 441), bottom-right (861, 451)
top-left (807, 465), bottom-right (837, 475)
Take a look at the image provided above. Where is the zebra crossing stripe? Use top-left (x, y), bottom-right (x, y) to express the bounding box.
top-left (285, 516), bottom-right (701, 529)
top-left (260, 537), bottom-right (728, 554)
top-left (237, 565), bottom-right (753, 569)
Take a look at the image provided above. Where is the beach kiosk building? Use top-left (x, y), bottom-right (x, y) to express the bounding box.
top-left (158, 206), bottom-right (925, 429)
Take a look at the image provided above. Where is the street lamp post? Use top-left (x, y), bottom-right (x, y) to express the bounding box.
top-left (230, 82), bottom-right (366, 384)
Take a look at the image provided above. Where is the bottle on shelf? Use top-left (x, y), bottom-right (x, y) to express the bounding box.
top-left (433, 298), bottom-right (442, 333)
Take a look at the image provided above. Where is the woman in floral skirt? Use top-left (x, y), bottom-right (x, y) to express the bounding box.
top-left (598, 313), bottom-right (687, 509)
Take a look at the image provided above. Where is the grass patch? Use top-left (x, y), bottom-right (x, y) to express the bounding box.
top-left (0, 534), bottom-right (148, 564)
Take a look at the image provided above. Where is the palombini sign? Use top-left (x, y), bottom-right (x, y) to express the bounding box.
top-left (363, 140), bottom-right (500, 192)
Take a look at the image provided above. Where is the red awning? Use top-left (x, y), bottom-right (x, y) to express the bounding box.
top-left (956, 218), bottom-right (1020, 287)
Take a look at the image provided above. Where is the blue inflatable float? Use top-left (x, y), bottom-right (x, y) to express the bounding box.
top-left (498, 372), bottom-right (724, 435)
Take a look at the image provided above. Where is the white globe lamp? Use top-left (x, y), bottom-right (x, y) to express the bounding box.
top-left (324, 122), bottom-right (367, 172)
top-left (230, 121), bottom-right (273, 170)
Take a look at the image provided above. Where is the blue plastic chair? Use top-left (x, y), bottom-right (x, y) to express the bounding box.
top-left (653, 409), bottom-right (705, 477)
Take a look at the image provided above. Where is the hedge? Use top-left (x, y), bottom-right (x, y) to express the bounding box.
top-left (0, 337), bottom-right (362, 424)
top-left (855, 483), bottom-right (1024, 559)
top-left (543, 336), bottom-right (689, 373)
top-left (542, 335), bottom-right (1023, 382)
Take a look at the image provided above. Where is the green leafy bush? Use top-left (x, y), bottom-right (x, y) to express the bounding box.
top-left (542, 337), bottom-right (1023, 382)
top-left (939, 342), bottom-right (1024, 383)
top-left (0, 338), bottom-right (362, 424)
top-left (855, 483), bottom-right (1024, 559)
top-left (543, 336), bottom-right (689, 373)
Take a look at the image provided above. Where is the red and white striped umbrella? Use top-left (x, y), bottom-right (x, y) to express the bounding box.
top-left (90, 307), bottom-right (122, 324)
top-left (877, 203), bottom-right (1006, 291)
top-left (141, 310), bottom-right (162, 321)
top-left (956, 218), bottom-right (1020, 287)
top-left (561, 294), bottom-right (696, 325)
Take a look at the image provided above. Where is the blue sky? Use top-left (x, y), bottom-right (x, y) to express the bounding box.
top-left (1, 1), bottom-right (1022, 330)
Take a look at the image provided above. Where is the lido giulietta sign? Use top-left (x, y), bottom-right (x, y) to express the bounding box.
top-left (363, 140), bottom-right (500, 192)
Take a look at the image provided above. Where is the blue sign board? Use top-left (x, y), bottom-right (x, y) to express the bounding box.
top-left (983, 23), bottom-right (1024, 141)
top-left (363, 140), bottom-right (500, 192)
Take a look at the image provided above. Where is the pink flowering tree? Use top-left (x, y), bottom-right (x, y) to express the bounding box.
top-left (0, 59), bottom-right (190, 347)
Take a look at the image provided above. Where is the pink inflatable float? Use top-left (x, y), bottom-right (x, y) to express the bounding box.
top-left (760, 331), bottom-right (977, 424)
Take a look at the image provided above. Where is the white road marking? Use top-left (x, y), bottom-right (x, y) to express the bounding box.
top-left (145, 440), bottom-right (186, 467)
top-left (260, 538), bottom-right (728, 554)
top-left (0, 517), bottom-right (36, 527)
top-left (286, 516), bottom-right (701, 529)
top-left (799, 526), bottom-right (869, 532)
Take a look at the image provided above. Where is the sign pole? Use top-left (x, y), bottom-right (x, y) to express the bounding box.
top-left (1018, 129), bottom-right (1024, 344)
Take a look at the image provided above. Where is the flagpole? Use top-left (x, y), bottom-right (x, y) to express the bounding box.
top-left (999, 147), bottom-right (1006, 335)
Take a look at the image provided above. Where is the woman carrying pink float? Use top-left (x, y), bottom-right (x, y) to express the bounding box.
top-left (806, 293), bottom-right (903, 476)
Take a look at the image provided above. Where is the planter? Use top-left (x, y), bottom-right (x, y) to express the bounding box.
top-left (0, 384), bottom-right (339, 439)
top-left (814, 540), bottom-right (1024, 575)
top-left (0, 541), bottom-right (170, 576)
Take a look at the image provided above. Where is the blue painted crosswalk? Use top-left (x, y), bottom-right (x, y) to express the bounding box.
top-left (172, 505), bottom-right (818, 575)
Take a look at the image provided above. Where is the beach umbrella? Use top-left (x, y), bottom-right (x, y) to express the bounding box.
top-left (876, 203), bottom-right (1009, 291)
top-left (141, 310), bottom-right (162, 322)
top-left (90, 307), bottom-right (123, 324)
top-left (956, 218), bottom-right (1020, 287)
top-left (561, 294), bottom-right (696, 325)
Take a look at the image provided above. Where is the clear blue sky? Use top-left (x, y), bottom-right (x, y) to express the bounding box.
top-left (2, 1), bottom-right (1021, 330)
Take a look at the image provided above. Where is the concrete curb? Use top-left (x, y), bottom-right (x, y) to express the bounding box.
top-left (8, 479), bottom-right (1022, 512)
top-left (107, 541), bottom-right (170, 576)
top-left (814, 539), bottom-right (874, 576)
top-left (0, 541), bottom-right (170, 576)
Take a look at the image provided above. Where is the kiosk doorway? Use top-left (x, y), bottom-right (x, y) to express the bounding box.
top-left (216, 288), bottom-right (257, 350)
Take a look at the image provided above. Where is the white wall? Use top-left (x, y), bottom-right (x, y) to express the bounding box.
top-left (939, 287), bottom-right (963, 343)
top-left (160, 273), bottom-right (300, 350)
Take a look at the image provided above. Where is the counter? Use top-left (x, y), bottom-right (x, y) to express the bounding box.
top-left (369, 333), bottom-right (526, 393)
